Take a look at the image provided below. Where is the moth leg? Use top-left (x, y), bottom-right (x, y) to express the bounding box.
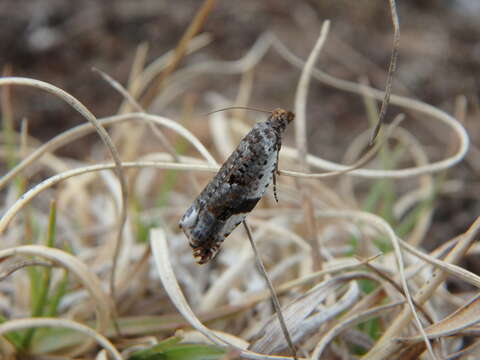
top-left (276, 146), bottom-right (280, 174)
top-left (273, 149), bottom-right (280, 203)
top-left (273, 171), bottom-right (278, 203)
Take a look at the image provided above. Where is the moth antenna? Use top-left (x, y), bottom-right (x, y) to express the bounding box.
top-left (204, 106), bottom-right (271, 116)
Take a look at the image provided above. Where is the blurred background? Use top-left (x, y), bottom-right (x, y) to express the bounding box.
top-left (1, 0), bottom-right (479, 265)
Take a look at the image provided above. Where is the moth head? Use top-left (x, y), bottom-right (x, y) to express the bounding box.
top-left (270, 108), bottom-right (295, 131)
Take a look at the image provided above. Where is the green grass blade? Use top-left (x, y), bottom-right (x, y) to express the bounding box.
top-left (44, 270), bottom-right (68, 317)
top-left (129, 340), bottom-right (225, 360)
top-left (161, 344), bottom-right (225, 360)
top-left (0, 315), bottom-right (23, 349)
top-left (129, 336), bottom-right (182, 360)
top-left (21, 201), bottom-right (56, 349)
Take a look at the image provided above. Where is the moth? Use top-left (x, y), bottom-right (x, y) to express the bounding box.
top-left (179, 108), bottom-right (295, 264)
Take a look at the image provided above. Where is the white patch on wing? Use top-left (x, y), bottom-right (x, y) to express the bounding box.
top-left (221, 213), bottom-right (247, 238)
top-left (257, 151), bottom-right (277, 196)
top-left (179, 206), bottom-right (198, 228)
top-left (249, 130), bottom-right (278, 199)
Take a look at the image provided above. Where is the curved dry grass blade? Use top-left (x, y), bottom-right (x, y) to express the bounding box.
top-left (293, 20), bottom-right (330, 271)
top-left (360, 260), bottom-right (433, 324)
top-left (312, 210), bottom-right (433, 357)
top-left (369, 0), bottom-right (400, 145)
top-left (400, 236), bottom-right (480, 289)
top-left (162, 32), bottom-right (272, 87)
top-left (279, 114), bottom-right (404, 179)
top-left (0, 161), bottom-right (216, 234)
top-left (294, 20), bottom-right (330, 167)
top-left (311, 301), bottom-right (404, 359)
top-left (0, 161), bottom-right (219, 234)
top-left (91, 68), bottom-right (182, 302)
top-left (131, 33), bottom-right (212, 109)
top-left (150, 228), bottom-right (235, 348)
top-left (0, 78), bottom-right (127, 187)
top-left (198, 245), bottom-right (253, 312)
top-left (93, 67), bottom-right (144, 113)
top-left (0, 77), bottom-right (128, 303)
top-left (0, 318), bottom-right (122, 360)
top-left (0, 260), bottom-right (53, 281)
top-left (363, 216), bottom-right (480, 359)
top-left (402, 293), bottom-right (480, 342)
top-left (250, 280), bottom-right (359, 354)
top-left (232, 256), bottom-right (381, 311)
top-left (0, 245), bottom-right (112, 334)
top-left (128, 113), bottom-right (219, 166)
top-left (92, 68), bottom-right (179, 163)
top-left (0, 112), bottom-right (217, 191)
top-left (149, 228), bottom-right (301, 360)
top-left (445, 338), bottom-right (480, 360)
top-left (272, 37), bottom-right (469, 178)
top-left (150, 35), bottom-right (271, 113)
top-left (181, 329), bottom-right (250, 349)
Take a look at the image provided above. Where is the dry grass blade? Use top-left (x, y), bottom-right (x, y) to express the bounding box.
top-left (0, 77), bottom-right (128, 303)
top-left (149, 228), bottom-right (301, 360)
top-left (361, 261), bottom-right (433, 324)
top-left (119, 41), bottom-right (149, 114)
top-left (293, 20), bottom-right (330, 271)
top-left (311, 210), bottom-right (434, 357)
top-left (243, 222), bottom-right (297, 359)
top-left (400, 235), bottom-right (480, 289)
top-left (225, 256), bottom-right (381, 313)
top-left (162, 32), bottom-right (271, 86)
top-left (402, 293), bottom-right (480, 342)
top-left (0, 160), bottom-right (217, 234)
top-left (369, 0), bottom-right (400, 145)
top-left (0, 245), bottom-right (112, 334)
top-left (364, 216), bottom-right (480, 359)
top-left (272, 36), bottom-right (469, 178)
top-left (279, 114), bottom-right (404, 179)
top-left (0, 260), bottom-right (53, 281)
top-left (92, 68), bottom-right (179, 162)
top-left (140, 0), bottom-right (216, 108)
top-left (294, 20), bottom-right (330, 167)
top-left (445, 339), bottom-right (480, 360)
top-left (150, 228), bottom-right (225, 346)
top-left (311, 301), bottom-right (405, 359)
top-left (0, 79), bottom-right (128, 190)
top-left (92, 69), bottom-right (185, 303)
top-left (93, 67), bottom-right (144, 113)
top-left (250, 279), bottom-right (359, 354)
top-left (0, 112), bottom-right (218, 191)
top-left (130, 33), bottom-right (212, 110)
top-left (0, 318), bottom-right (122, 360)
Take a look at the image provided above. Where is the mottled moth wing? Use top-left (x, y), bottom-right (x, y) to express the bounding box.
top-left (179, 109), bottom-right (294, 264)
